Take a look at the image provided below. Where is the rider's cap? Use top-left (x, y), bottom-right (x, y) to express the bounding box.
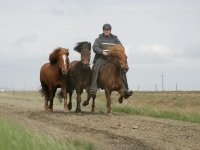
top-left (103, 23), bottom-right (112, 30)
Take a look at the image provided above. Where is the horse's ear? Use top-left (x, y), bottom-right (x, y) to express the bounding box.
top-left (66, 48), bottom-right (69, 56)
top-left (88, 42), bottom-right (91, 51)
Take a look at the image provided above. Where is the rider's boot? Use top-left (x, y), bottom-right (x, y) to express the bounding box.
top-left (90, 69), bottom-right (98, 95)
top-left (122, 69), bottom-right (133, 99)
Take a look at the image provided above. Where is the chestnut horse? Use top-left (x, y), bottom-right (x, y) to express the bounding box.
top-left (59, 42), bottom-right (96, 112)
top-left (40, 47), bottom-right (69, 111)
top-left (83, 44), bottom-right (128, 113)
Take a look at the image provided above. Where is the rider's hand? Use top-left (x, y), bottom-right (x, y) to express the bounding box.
top-left (102, 50), bottom-right (109, 56)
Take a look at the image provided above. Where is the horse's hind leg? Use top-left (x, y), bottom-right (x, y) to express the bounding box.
top-left (105, 90), bottom-right (112, 113)
top-left (44, 95), bottom-right (49, 110)
top-left (41, 82), bottom-right (49, 111)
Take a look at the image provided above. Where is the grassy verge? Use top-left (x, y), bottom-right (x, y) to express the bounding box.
top-left (95, 91), bottom-right (200, 124)
top-left (1, 91), bottom-right (200, 124)
top-left (112, 106), bottom-right (200, 124)
top-left (0, 117), bottom-right (94, 150)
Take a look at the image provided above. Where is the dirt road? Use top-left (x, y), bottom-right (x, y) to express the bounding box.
top-left (0, 98), bottom-right (200, 150)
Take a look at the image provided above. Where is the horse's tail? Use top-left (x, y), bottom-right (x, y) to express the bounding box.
top-left (56, 89), bottom-right (63, 103)
top-left (39, 81), bottom-right (49, 98)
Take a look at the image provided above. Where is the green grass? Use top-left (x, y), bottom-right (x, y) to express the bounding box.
top-left (1, 91), bottom-right (200, 124)
top-left (0, 117), bottom-right (94, 150)
top-left (95, 91), bottom-right (200, 123)
top-left (112, 106), bottom-right (200, 124)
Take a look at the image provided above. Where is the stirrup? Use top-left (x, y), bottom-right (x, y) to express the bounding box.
top-left (90, 89), bottom-right (97, 95)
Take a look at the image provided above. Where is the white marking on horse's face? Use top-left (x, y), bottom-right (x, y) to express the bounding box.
top-left (62, 54), bottom-right (67, 68)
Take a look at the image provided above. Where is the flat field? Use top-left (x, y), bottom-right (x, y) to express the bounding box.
top-left (0, 91), bottom-right (200, 150)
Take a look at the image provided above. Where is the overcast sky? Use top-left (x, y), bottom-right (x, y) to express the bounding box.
top-left (0, 0), bottom-right (200, 91)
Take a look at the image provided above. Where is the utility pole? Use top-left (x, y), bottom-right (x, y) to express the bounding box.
top-left (161, 74), bottom-right (164, 91)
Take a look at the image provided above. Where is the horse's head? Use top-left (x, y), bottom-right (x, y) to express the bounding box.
top-left (74, 41), bottom-right (91, 68)
top-left (108, 44), bottom-right (129, 70)
top-left (49, 47), bottom-right (69, 75)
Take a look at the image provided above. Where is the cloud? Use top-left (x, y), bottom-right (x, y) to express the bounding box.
top-left (0, 0), bottom-right (200, 90)
top-left (12, 34), bottom-right (38, 47)
top-left (182, 44), bottom-right (200, 59)
top-left (125, 44), bottom-right (180, 65)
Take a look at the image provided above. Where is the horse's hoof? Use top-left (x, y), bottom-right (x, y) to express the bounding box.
top-left (106, 112), bottom-right (113, 116)
top-left (48, 108), bottom-right (53, 112)
top-left (82, 100), bottom-right (89, 106)
top-left (68, 103), bottom-right (72, 110)
top-left (124, 90), bottom-right (133, 99)
top-left (90, 89), bottom-right (97, 95)
top-left (44, 105), bottom-right (48, 110)
top-left (75, 108), bottom-right (81, 113)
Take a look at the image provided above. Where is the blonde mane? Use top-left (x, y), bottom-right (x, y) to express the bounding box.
top-left (108, 44), bottom-right (128, 69)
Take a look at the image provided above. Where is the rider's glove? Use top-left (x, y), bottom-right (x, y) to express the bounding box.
top-left (102, 50), bottom-right (109, 56)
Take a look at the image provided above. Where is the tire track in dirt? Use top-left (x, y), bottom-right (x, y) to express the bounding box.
top-left (26, 111), bottom-right (152, 150)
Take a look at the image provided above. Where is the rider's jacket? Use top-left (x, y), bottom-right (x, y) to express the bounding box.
top-left (92, 33), bottom-right (121, 63)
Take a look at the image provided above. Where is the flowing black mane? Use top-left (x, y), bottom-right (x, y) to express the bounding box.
top-left (74, 41), bottom-right (91, 53)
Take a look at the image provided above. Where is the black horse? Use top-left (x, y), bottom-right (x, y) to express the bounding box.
top-left (59, 41), bottom-right (96, 112)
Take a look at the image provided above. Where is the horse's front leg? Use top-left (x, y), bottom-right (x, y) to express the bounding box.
top-left (68, 89), bottom-right (73, 111)
top-left (105, 89), bottom-right (112, 113)
top-left (82, 87), bottom-right (93, 106)
top-left (118, 88), bottom-right (124, 104)
top-left (61, 86), bottom-right (68, 112)
top-left (75, 89), bottom-right (83, 113)
top-left (48, 88), bottom-right (56, 111)
top-left (85, 88), bottom-right (96, 112)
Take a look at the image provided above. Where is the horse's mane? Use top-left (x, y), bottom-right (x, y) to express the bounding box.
top-left (49, 47), bottom-right (69, 65)
top-left (108, 44), bottom-right (125, 57)
top-left (74, 41), bottom-right (91, 53)
top-left (107, 44), bottom-right (128, 69)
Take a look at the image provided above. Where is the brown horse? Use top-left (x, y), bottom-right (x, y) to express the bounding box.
top-left (59, 41), bottom-right (96, 112)
top-left (83, 44), bottom-right (128, 113)
top-left (40, 47), bottom-right (69, 111)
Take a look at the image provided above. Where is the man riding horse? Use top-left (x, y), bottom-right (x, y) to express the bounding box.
top-left (90, 23), bottom-right (133, 98)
